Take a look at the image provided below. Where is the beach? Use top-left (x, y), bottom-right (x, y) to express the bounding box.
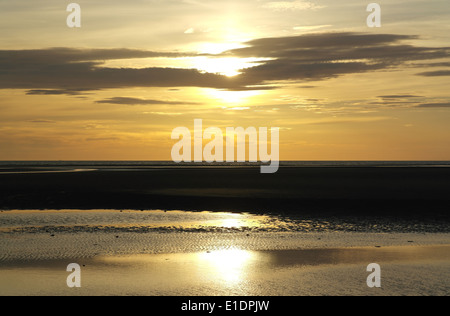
top-left (0, 163), bottom-right (449, 296)
top-left (0, 209), bottom-right (449, 296)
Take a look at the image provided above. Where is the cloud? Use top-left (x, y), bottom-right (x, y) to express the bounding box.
top-left (413, 62), bottom-right (450, 68)
top-left (223, 32), bottom-right (450, 83)
top-left (3, 47), bottom-right (192, 64)
top-left (143, 112), bottom-right (184, 116)
top-left (417, 70), bottom-right (450, 77)
top-left (1, 33), bottom-right (449, 94)
top-left (297, 85), bottom-right (317, 89)
top-left (417, 102), bottom-right (450, 108)
top-left (378, 95), bottom-right (423, 99)
top-left (96, 97), bottom-right (201, 106)
top-left (26, 89), bottom-right (98, 96)
top-left (9, 63), bottom-right (235, 91)
top-left (27, 120), bottom-right (57, 124)
top-left (0, 47), bottom-right (237, 92)
top-left (223, 33), bottom-right (420, 58)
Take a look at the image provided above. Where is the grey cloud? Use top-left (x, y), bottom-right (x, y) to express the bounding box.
top-left (1, 33), bottom-right (449, 93)
top-left (2, 61), bottom-right (238, 91)
top-left (418, 70), bottom-right (450, 77)
top-left (368, 96), bottom-right (450, 109)
top-left (223, 33), bottom-right (419, 58)
top-left (2, 48), bottom-right (193, 65)
top-left (0, 48), bottom-right (237, 92)
top-left (241, 59), bottom-right (387, 83)
top-left (297, 85), bottom-right (317, 89)
top-left (26, 89), bottom-right (98, 95)
top-left (226, 33), bottom-right (450, 83)
top-left (27, 120), bottom-right (57, 123)
top-left (417, 102), bottom-right (450, 108)
top-left (96, 97), bottom-right (201, 106)
top-left (416, 62), bottom-right (450, 67)
top-left (378, 95), bottom-right (423, 99)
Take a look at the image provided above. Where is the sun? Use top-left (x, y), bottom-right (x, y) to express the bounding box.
top-left (192, 57), bottom-right (244, 77)
top-left (190, 56), bottom-right (265, 78)
top-left (197, 42), bottom-right (247, 55)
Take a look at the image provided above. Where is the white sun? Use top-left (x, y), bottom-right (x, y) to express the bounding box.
top-left (190, 56), bottom-right (265, 77)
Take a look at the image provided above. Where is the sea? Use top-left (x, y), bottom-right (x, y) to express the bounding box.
top-left (0, 161), bottom-right (449, 168)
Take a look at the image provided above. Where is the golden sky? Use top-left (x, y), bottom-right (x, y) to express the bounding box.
top-left (0, 0), bottom-right (449, 160)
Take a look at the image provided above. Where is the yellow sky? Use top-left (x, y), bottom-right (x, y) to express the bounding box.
top-left (0, 0), bottom-right (449, 160)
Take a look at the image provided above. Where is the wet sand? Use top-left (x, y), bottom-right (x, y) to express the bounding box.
top-left (1, 243), bottom-right (449, 296)
top-left (0, 210), bottom-right (449, 296)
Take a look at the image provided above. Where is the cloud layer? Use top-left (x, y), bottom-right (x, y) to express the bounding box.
top-left (227, 33), bottom-right (449, 83)
top-left (0, 33), bottom-right (449, 94)
top-left (96, 97), bottom-right (201, 106)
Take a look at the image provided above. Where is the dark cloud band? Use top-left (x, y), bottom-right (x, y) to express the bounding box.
top-left (1, 33), bottom-right (448, 94)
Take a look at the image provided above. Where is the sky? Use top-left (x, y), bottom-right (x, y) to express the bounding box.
top-left (0, 0), bottom-right (449, 161)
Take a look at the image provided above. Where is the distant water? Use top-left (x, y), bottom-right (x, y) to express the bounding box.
top-left (0, 161), bottom-right (449, 168)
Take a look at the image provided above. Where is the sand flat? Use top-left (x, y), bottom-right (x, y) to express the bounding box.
top-left (1, 246), bottom-right (449, 296)
top-left (1, 209), bottom-right (449, 296)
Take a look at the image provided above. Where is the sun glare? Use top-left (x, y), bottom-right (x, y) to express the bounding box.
top-left (199, 249), bottom-right (254, 284)
top-left (198, 42), bottom-right (247, 55)
top-left (192, 57), bottom-right (244, 77)
top-left (191, 56), bottom-right (265, 77)
top-left (205, 89), bottom-right (263, 105)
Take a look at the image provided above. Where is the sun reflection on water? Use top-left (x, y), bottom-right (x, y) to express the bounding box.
top-left (199, 249), bottom-right (254, 284)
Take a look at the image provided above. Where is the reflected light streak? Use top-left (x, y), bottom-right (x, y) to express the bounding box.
top-left (199, 249), bottom-right (254, 284)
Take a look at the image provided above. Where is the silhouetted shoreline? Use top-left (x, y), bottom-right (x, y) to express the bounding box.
top-left (0, 164), bottom-right (449, 224)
